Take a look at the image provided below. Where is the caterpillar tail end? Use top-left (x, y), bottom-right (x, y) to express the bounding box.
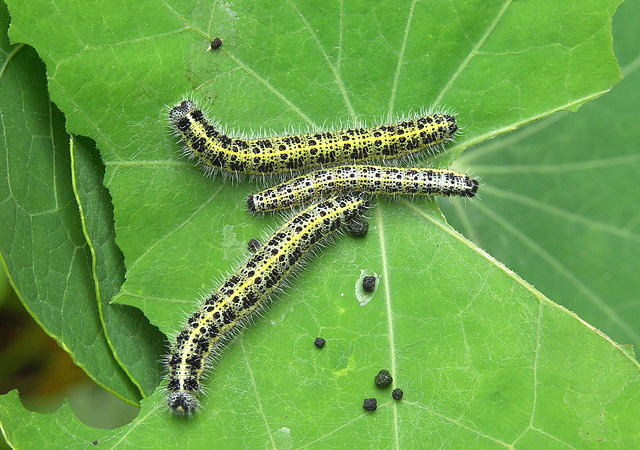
top-left (444, 114), bottom-right (457, 136)
top-left (168, 390), bottom-right (200, 416)
top-left (246, 195), bottom-right (256, 213)
top-left (467, 178), bottom-right (480, 197)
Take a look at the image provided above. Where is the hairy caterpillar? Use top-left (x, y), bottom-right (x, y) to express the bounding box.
top-left (169, 100), bottom-right (457, 175)
top-left (247, 165), bottom-right (479, 213)
top-left (166, 195), bottom-right (368, 415)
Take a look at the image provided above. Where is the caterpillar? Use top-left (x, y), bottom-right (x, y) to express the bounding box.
top-left (247, 165), bottom-right (479, 213)
top-left (169, 100), bottom-right (457, 175)
top-left (166, 195), bottom-right (368, 415)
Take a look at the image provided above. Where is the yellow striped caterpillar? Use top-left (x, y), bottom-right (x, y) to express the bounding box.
top-left (247, 165), bottom-right (479, 213)
top-left (169, 100), bottom-right (458, 175)
top-left (166, 195), bottom-right (368, 415)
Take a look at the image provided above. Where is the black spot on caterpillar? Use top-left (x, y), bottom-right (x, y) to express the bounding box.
top-left (169, 100), bottom-right (457, 175)
top-left (247, 165), bottom-right (479, 213)
top-left (166, 195), bottom-right (368, 415)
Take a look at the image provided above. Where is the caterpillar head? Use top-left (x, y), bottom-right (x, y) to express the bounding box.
top-left (169, 100), bottom-right (198, 126)
top-left (167, 390), bottom-right (199, 416)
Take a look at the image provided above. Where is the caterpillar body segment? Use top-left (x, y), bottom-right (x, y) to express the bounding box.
top-left (169, 100), bottom-right (458, 175)
top-left (247, 165), bottom-right (479, 213)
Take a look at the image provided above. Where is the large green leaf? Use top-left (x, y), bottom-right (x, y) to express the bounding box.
top-left (0, 2), bottom-right (141, 404)
top-left (70, 135), bottom-right (166, 398)
top-left (2, 0), bottom-right (639, 447)
top-left (442, 0), bottom-right (640, 351)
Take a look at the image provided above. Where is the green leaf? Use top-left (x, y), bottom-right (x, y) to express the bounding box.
top-left (70, 135), bottom-right (166, 397)
top-left (442, 0), bottom-right (640, 352)
top-left (0, 2), bottom-right (141, 405)
top-left (2, 0), bottom-right (640, 447)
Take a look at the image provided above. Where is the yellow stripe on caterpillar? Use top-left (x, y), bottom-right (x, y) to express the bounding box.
top-left (166, 195), bottom-right (368, 415)
top-left (169, 100), bottom-right (457, 175)
top-left (247, 165), bottom-right (479, 213)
